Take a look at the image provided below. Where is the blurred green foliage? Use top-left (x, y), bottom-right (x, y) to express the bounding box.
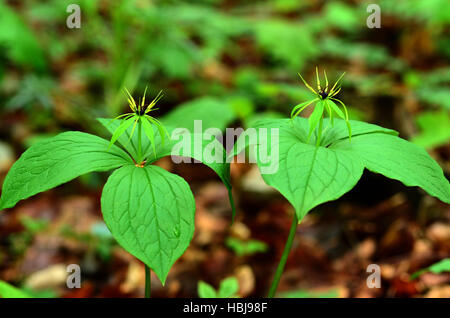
top-left (410, 258), bottom-right (450, 280)
top-left (0, 280), bottom-right (32, 298)
top-left (226, 237), bottom-right (268, 257)
top-left (0, 0), bottom-right (449, 299)
top-left (278, 288), bottom-right (339, 298)
top-left (8, 215), bottom-right (49, 256)
top-left (61, 221), bottom-right (116, 262)
top-left (0, 0), bottom-right (448, 154)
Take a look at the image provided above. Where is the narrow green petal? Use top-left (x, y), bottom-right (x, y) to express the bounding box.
top-left (330, 98), bottom-right (348, 120)
top-left (346, 120), bottom-right (352, 142)
top-left (124, 88), bottom-right (137, 112)
top-left (148, 117), bottom-right (170, 146)
top-left (329, 72), bottom-right (346, 95)
top-left (328, 99), bottom-right (345, 119)
top-left (298, 73), bottom-right (317, 94)
top-left (324, 100), bottom-right (333, 125)
top-left (290, 98), bottom-right (318, 118)
top-left (108, 113), bottom-right (134, 126)
top-left (109, 117), bottom-right (136, 148)
top-left (128, 117), bottom-right (139, 141)
top-left (330, 98), bottom-right (352, 140)
top-left (330, 86), bottom-right (341, 97)
top-left (142, 86), bottom-right (148, 107)
top-left (147, 90), bottom-right (164, 111)
top-left (308, 100), bottom-right (325, 140)
top-left (316, 66), bottom-right (321, 91)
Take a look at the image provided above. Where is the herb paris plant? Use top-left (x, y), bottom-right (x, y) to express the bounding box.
top-left (231, 70), bottom-right (450, 297)
top-left (291, 67), bottom-right (351, 144)
top-left (109, 88), bottom-right (169, 162)
top-left (0, 88), bottom-right (235, 296)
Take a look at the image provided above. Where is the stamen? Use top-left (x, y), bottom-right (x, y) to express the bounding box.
top-left (142, 86), bottom-right (148, 107)
top-left (329, 72), bottom-right (346, 95)
top-left (124, 88), bottom-right (137, 112)
top-left (316, 67), bottom-right (321, 91)
top-left (298, 73), bottom-right (317, 94)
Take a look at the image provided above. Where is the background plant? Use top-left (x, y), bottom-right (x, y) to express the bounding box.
top-left (0, 99), bottom-right (234, 296)
top-left (232, 72), bottom-right (450, 297)
top-left (198, 277), bottom-right (240, 298)
top-left (1, 0), bottom-right (449, 298)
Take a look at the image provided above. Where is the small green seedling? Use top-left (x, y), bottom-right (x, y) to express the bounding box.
top-left (198, 277), bottom-right (239, 298)
top-left (0, 88), bottom-right (234, 297)
top-left (231, 69), bottom-right (450, 297)
top-left (226, 237), bottom-right (268, 257)
top-left (410, 258), bottom-right (450, 280)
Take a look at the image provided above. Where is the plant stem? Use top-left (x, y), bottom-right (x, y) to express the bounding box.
top-left (316, 115), bottom-right (324, 147)
top-left (145, 265), bottom-right (151, 298)
top-left (267, 213), bottom-right (299, 298)
top-left (137, 119), bottom-right (142, 162)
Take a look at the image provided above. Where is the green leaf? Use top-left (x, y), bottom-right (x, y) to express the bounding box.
top-left (0, 132), bottom-right (131, 210)
top-left (198, 281), bottom-right (217, 298)
top-left (334, 133), bottom-right (450, 203)
top-left (232, 118), bottom-right (365, 220)
top-left (262, 136), bottom-right (364, 220)
top-left (100, 165), bottom-right (195, 284)
top-left (411, 258), bottom-right (450, 280)
top-left (0, 281), bottom-right (32, 298)
top-left (428, 258), bottom-right (450, 273)
top-left (320, 118), bottom-right (398, 146)
top-left (218, 277), bottom-right (239, 298)
top-left (99, 118), bottom-right (236, 221)
top-left (151, 129), bottom-right (236, 221)
top-left (232, 117), bottom-right (449, 220)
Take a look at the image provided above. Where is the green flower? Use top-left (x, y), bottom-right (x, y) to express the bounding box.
top-left (291, 67), bottom-right (351, 141)
top-left (108, 87), bottom-right (169, 157)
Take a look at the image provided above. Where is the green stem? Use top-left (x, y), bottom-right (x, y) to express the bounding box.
top-left (267, 213), bottom-right (299, 298)
top-left (316, 115), bottom-right (323, 147)
top-left (145, 265), bottom-right (151, 298)
top-left (137, 119), bottom-right (142, 162)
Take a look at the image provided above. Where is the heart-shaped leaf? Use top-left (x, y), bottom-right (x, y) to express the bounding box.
top-left (258, 132), bottom-right (364, 220)
top-left (334, 133), bottom-right (450, 203)
top-left (98, 118), bottom-right (235, 220)
top-left (0, 132), bottom-right (132, 210)
top-left (232, 117), bottom-right (450, 221)
top-left (101, 165), bottom-right (195, 284)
